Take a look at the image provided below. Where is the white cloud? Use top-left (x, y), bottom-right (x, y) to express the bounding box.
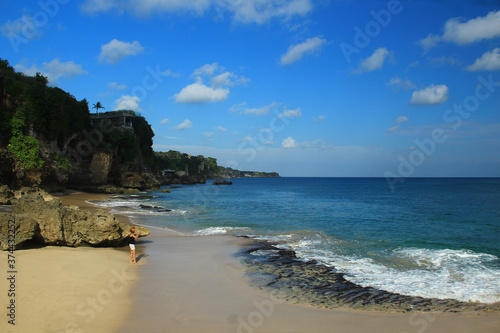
top-left (410, 84), bottom-right (449, 106)
top-left (211, 71), bottom-right (249, 87)
top-left (174, 82), bottom-right (229, 103)
top-left (15, 58), bottom-right (87, 83)
top-left (418, 10), bottom-right (500, 50)
top-left (394, 116), bottom-right (408, 124)
top-left (282, 137), bottom-right (297, 148)
top-left (466, 48), bottom-right (500, 71)
top-left (216, 126), bottom-right (227, 133)
top-left (115, 95), bottom-right (141, 111)
top-left (278, 108), bottom-right (302, 118)
top-left (174, 119), bottom-right (192, 131)
top-left (228, 0), bottom-right (313, 24)
top-left (203, 132), bottom-right (215, 138)
top-left (354, 47), bottom-right (392, 74)
top-left (387, 76), bottom-right (416, 90)
top-left (231, 102), bottom-right (279, 116)
top-left (280, 37), bottom-right (327, 65)
top-left (192, 63), bottom-right (223, 78)
top-left (160, 118), bottom-right (171, 124)
top-left (313, 115), bottom-right (326, 123)
top-left (81, 0), bottom-right (210, 16)
top-left (98, 39), bottom-right (144, 64)
top-left (175, 63), bottom-right (246, 104)
top-left (82, 0), bottom-right (313, 24)
top-left (108, 82), bottom-right (127, 90)
top-left (161, 69), bottom-right (181, 78)
top-left (0, 15), bottom-right (43, 39)
top-left (281, 137), bottom-right (332, 149)
top-left (385, 125), bottom-right (400, 134)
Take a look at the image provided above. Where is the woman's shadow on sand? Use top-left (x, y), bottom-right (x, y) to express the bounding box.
top-left (135, 253), bottom-right (148, 263)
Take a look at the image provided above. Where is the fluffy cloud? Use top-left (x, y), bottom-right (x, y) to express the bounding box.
top-left (15, 58), bottom-right (87, 83)
top-left (419, 10), bottom-right (500, 50)
top-left (410, 84), bottom-right (449, 106)
top-left (211, 71), bottom-right (249, 87)
top-left (280, 37), bottom-right (326, 65)
top-left (466, 48), bottom-right (500, 71)
top-left (81, 0), bottom-right (313, 24)
top-left (175, 63), bottom-right (247, 104)
top-left (98, 39), bottom-right (144, 64)
top-left (354, 47), bottom-right (392, 74)
top-left (278, 108), bottom-right (302, 118)
top-left (160, 118), bottom-right (171, 124)
top-left (115, 95), bottom-right (141, 111)
top-left (173, 119), bottom-right (192, 131)
top-left (174, 82), bottom-right (229, 103)
top-left (282, 137), bottom-right (297, 148)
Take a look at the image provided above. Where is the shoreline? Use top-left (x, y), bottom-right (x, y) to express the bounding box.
top-left (121, 227), bottom-right (500, 333)
top-left (1, 190), bottom-right (499, 332)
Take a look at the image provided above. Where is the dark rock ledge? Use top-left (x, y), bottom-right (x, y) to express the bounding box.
top-left (236, 238), bottom-right (500, 313)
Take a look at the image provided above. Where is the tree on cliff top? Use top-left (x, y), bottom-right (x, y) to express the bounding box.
top-left (92, 102), bottom-right (105, 113)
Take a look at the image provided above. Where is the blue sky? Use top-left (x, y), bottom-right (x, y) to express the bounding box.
top-left (1, 0), bottom-right (500, 177)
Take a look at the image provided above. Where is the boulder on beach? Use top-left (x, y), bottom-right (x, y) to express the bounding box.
top-left (0, 191), bottom-right (149, 250)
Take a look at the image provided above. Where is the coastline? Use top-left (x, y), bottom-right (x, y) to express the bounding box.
top-left (0, 191), bottom-right (138, 333)
top-left (121, 227), bottom-right (500, 333)
top-left (1, 190), bottom-right (498, 332)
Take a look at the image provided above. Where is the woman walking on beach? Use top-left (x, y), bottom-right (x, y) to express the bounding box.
top-left (129, 227), bottom-right (140, 264)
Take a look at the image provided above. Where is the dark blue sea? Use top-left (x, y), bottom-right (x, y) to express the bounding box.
top-left (91, 177), bottom-right (500, 304)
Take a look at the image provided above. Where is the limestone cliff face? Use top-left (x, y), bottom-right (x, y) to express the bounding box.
top-left (89, 151), bottom-right (113, 184)
top-left (0, 191), bottom-right (150, 250)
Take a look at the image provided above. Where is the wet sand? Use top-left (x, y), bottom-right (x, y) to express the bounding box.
top-left (120, 228), bottom-right (500, 333)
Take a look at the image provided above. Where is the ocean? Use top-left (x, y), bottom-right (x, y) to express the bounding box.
top-left (91, 177), bottom-right (500, 304)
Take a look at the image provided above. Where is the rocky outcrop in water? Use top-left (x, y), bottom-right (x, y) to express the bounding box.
top-left (212, 179), bottom-right (232, 185)
top-left (237, 239), bottom-right (500, 313)
top-left (0, 190), bottom-right (149, 250)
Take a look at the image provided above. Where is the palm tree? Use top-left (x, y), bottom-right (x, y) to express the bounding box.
top-left (92, 102), bottom-right (105, 113)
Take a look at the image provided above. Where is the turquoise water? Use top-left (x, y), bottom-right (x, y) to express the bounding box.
top-left (92, 177), bottom-right (500, 303)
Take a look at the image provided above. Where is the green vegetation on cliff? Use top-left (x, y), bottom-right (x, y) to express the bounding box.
top-left (153, 150), bottom-right (219, 176)
top-left (0, 57), bottom-right (279, 187)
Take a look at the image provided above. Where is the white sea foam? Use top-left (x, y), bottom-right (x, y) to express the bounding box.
top-left (194, 226), bottom-right (251, 236)
top-left (87, 199), bottom-right (186, 216)
top-left (265, 232), bottom-right (500, 304)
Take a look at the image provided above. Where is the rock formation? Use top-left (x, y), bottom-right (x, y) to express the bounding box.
top-left (0, 191), bottom-right (149, 250)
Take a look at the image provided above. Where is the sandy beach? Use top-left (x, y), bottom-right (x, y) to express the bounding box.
top-left (120, 228), bottom-right (500, 333)
top-left (1, 191), bottom-right (499, 332)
